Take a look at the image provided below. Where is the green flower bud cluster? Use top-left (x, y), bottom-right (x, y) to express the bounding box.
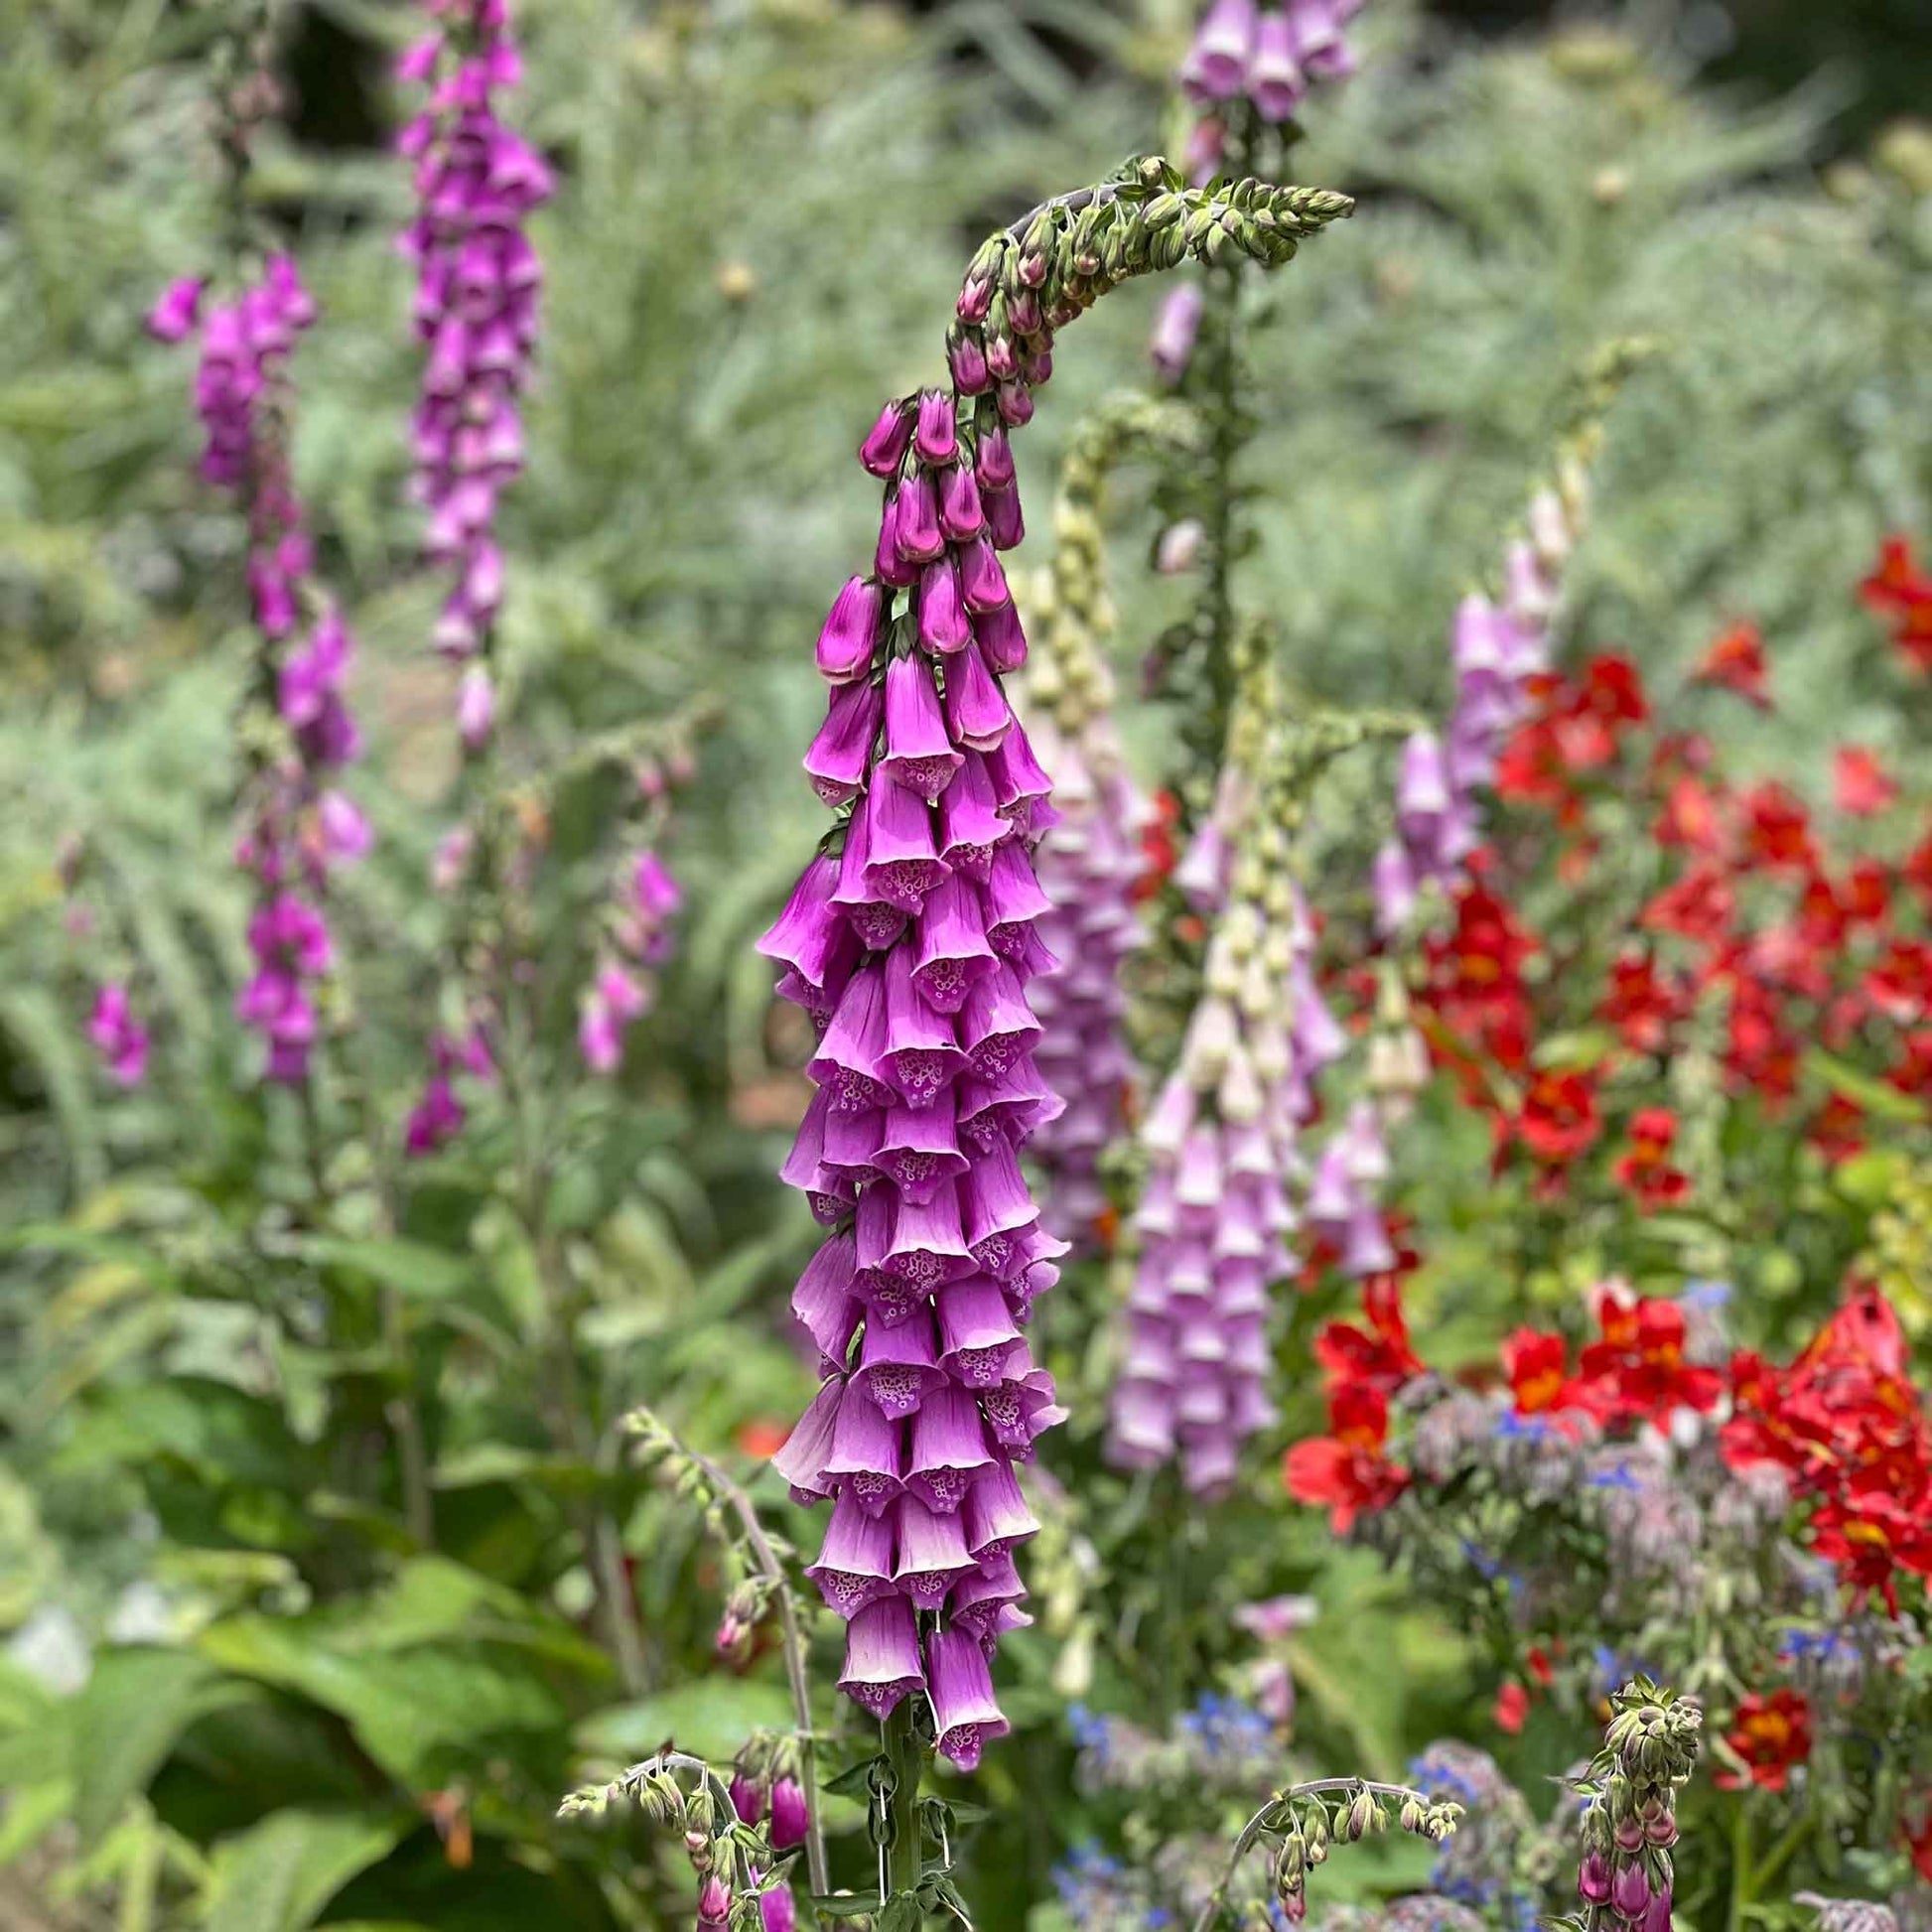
top-left (1021, 393), bottom-right (1196, 737)
top-left (1554, 1677), bottom-right (1702, 1932)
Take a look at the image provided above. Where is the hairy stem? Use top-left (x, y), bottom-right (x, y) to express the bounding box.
top-left (884, 1698), bottom-right (927, 1905)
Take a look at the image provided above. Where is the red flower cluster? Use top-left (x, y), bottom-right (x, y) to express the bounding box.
top-left (1863, 535), bottom-right (1932, 676)
top-left (1495, 654), bottom-right (1649, 816)
top-left (1610, 1106), bottom-right (1690, 1213)
top-left (1693, 621), bottom-right (1772, 709)
top-left (1715, 1688), bottom-right (1813, 1792)
top-left (1418, 873), bottom-right (1538, 1079)
top-left (1723, 1286), bottom-right (1932, 1612)
top-left (1285, 1280), bottom-right (1416, 1532)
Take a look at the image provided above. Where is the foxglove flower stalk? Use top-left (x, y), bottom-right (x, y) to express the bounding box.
top-left (762, 159), bottom-right (1353, 1756)
top-left (579, 819), bottom-right (683, 1076)
top-left (88, 984), bottom-right (150, 1089)
top-left (1373, 463), bottom-right (1590, 939)
top-left (1021, 397), bottom-right (1195, 1247)
top-left (396, 0), bottom-right (553, 676)
top-left (149, 257), bottom-right (367, 1083)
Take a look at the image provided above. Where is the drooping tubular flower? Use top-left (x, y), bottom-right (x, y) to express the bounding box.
top-left (1020, 396), bottom-right (1196, 1249)
top-left (397, 0), bottom-right (553, 683)
top-left (761, 159), bottom-right (1353, 1754)
top-left (1373, 455), bottom-right (1594, 940)
top-left (148, 257), bottom-right (367, 1083)
top-left (1107, 638), bottom-right (1368, 1491)
top-left (88, 984), bottom-right (151, 1089)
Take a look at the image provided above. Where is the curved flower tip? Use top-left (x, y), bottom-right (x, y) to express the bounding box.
top-left (146, 276), bottom-right (207, 344)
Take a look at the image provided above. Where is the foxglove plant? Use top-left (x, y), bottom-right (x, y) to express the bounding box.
top-left (1020, 395), bottom-right (1197, 1248)
top-left (397, 0), bottom-right (553, 687)
top-left (759, 155), bottom-right (1351, 1913)
top-left (148, 255), bottom-right (367, 1084)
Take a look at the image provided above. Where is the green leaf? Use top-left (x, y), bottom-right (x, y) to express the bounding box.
top-left (70, 1649), bottom-right (253, 1845)
top-left (575, 1678), bottom-right (793, 1764)
top-left (299, 1236), bottom-right (475, 1301)
top-left (1833, 1149), bottom-right (1909, 1209)
top-left (1801, 1049), bottom-right (1930, 1126)
top-left (202, 1810), bottom-right (404, 1932)
top-left (811, 1893), bottom-right (884, 1919)
top-left (0, 1778), bottom-right (74, 1864)
top-left (821, 1753), bottom-right (889, 1802)
top-left (879, 1895), bottom-right (924, 1932)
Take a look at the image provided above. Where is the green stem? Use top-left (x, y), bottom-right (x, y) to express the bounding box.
top-left (1727, 1802), bottom-right (1753, 1932)
top-left (1747, 1814), bottom-right (1811, 1898)
top-left (883, 1698), bottom-right (927, 1907)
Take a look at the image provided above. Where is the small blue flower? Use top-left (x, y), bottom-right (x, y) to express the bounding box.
top-left (1587, 1463), bottom-right (1643, 1492)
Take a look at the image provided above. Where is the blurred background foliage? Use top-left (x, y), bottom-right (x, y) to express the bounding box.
top-left (2, 0), bottom-right (1930, 1926)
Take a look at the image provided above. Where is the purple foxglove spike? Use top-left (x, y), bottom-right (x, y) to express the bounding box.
top-left (1610, 1863), bottom-right (1651, 1922)
top-left (960, 1456), bottom-right (1038, 1560)
top-left (1134, 1167), bottom-right (1180, 1238)
top-left (806, 963), bottom-right (896, 1113)
top-left (983, 482), bottom-right (1025, 551)
top-left (1211, 1190), bottom-right (1266, 1264)
top-left (935, 1277), bottom-right (1026, 1386)
top-left (958, 962), bottom-right (1040, 1076)
top-left (960, 1139), bottom-right (1036, 1253)
top-left (893, 1495), bottom-right (976, 1607)
top-left (817, 575), bottom-right (883, 682)
top-left (948, 332), bottom-right (991, 396)
top-left (906, 1385), bottom-right (995, 1511)
top-left (985, 335), bottom-right (1020, 384)
top-left (830, 807), bottom-right (910, 952)
top-left (1175, 1367), bottom-right (1227, 1426)
top-left (942, 638), bottom-right (1012, 754)
top-left (995, 381), bottom-right (1034, 429)
top-left (956, 275), bottom-right (994, 324)
top-left (985, 857), bottom-right (1050, 964)
top-left (730, 1772), bottom-right (764, 1825)
top-left (759, 853), bottom-right (855, 1008)
top-left (1183, 0), bottom-right (1258, 99)
top-left (759, 1886), bottom-right (796, 1932)
top-left (925, 1624), bottom-right (1011, 1770)
top-left (913, 389), bottom-right (958, 466)
top-left (1141, 1073), bottom-right (1197, 1156)
top-left (769, 1377), bottom-right (844, 1503)
top-left (1503, 537), bottom-right (1556, 625)
top-left (1396, 730), bottom-right (1451, 831)
top-left (1213, 1263), bottom-right (1268, 1319)
top-left (880, 653), bottom-right (962, 800)
top-left (1579, 1857), bottom-right (1613, 1906)
top-left (1173, 818), bottom-right (1229, 910)
top-left (1249, 9), bottom-right (1307, 119)
top-left (1108, 1379), bottom-right (1177, 1467)
top-left (948, 1554), bottom-right (1025, 1638)
top-left (1174, 1125), bottom-right (1225, 1209)
top-left (88, 984), bottom-right (150, 1087)
top-left (973, 598), bottom-right (1029, 676)
top-left (981, 718), bottom-right (1058, 822)
top-left (858, 776), bottom-right (948, 913)
top-left (146, 276), bottom-right (207, 344)
top-left (855, 1309), bottom-right (944, 1419)
top-left (1165, 1238), bottom-right (1213, 1299)
top-left (1291, 0), bottom-right (1356, 77)
top-left (957, 536), bottom-right (1011, 616)
top-left (1150, 283), bottom-right (1205, 383)
top-left (805, 1488), bottom-right (897, 1617)
top-left (1339, 1203), bottom-right (1396, 1279)
top-left (824, 1379), bottom-right (908, 1516)
top-left (975, 424), bottom-right (1016, 490)
top-left (853, 1176), bottom-right (896, 1274)
top-left (1371, 839), bottom-right (1417, 936)
top-left (824, 1102), bottom-right (886, 1179)
top-left (910, 872), bottom-right (998, 1015)
top-left (1290, 958), bottom-right (1347, 1068)
top-left (894, 468), bottom-right (944, 565)
top-left (1176, 1315), bottom-right (1229, 1365)
top-left (982, 1369), bottom-right (1063, 1453)
top-left (791, 1234), bottom-right (863, 1370)
top-left (873, 1096), bottom-right (970, 1204)
top-left (1639, 1887), bottom-right (1672, 1932)
top-left (778, 1084), bottom-right (841, 1204)
top-left (837, 1595), bottom-right (926, 1717)
top-left (1182, 1429), bottom-right (1238, 1496)
top-left (935, 753), bottom-right (1009, 882)
top-left (915, 553), bottom-right (972, 655)
top-left (939, 462), bottom-right (985, 542)
top-left (1303, 1139), bottom-right (1356, 1232)
top-left (884, 1175), bottom-right (974, 1289)
top-left (803, 681), bottom-right (884, 808)
top-left (859, 399), bottom-right (913, 478)
top-left (875, 497), bottom-right (917, 590)
top-left (881, 945), bottom-right (967, 1107)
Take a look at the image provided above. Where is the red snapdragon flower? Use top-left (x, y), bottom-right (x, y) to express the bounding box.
top-left (1693, 621), bottom-right (1771, 708)
top-left (1599, 950), bottom-right (1686, 1056)
top-left (1806, 1091), bottom-right (1866, 1166)
top-left (1419, 878), bottom-right (1539, 1074)
top-left (1313, 1278), bottom-right (1425, 1397)
top-left (1501, 1327), bottom-right (1600, 1431)
top-left (1283, 1384), bottom-right (1409, 1533)
top-left (1652, 773), bottom-right (1728, 858)
top-left (1641, 865), bottom-right (1734, 950)
top-left (1611, 1106), bottom-right (1691, 1212)
top-left (1492, 1681), bottom-right (1531, 1734)
top-left (1511, 1068), bottom-right (1602, 1170)
top-left (1715, 1689), bottom-right (1812, 1792)
top-left (1133, 789), bottom-right (1181, 902)
top-left (1835, 746), bottom-right (1899, 818)
top-left (1741, 783), bottom-right (1818, 874)
top-left (1578, 1295), bottom-right (1723, 1425)
top-left (1865, 938), bottom-right (1932, 1025)
top-left (1862, 536), bottom-right (1932, 674)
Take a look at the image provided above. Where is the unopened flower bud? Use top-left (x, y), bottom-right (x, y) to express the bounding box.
top-left (1344, 1792), bottom-right (1374, 1842)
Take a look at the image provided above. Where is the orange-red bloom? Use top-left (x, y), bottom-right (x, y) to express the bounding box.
top-left (1283, 1384), bottom-right (1409, 1533)
top-left (1314, 1278), bottom-right (1425, 1398)
top-left (1694, 621), bottom-right (1772, 709)
top-left (1512, 1068), bottom-right (1602, 1170)
top-left (1716, 1689), bottom-right (1812, 1792)
top-left (1579, 1295), bottom-right (1722, 1424)
top-left (1835, 746), bottom-right (1899, 818)
top-left (1612, 1106), bottom-right (1691, 1212)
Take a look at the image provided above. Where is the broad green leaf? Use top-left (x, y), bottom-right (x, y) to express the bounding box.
top-left (1802, 1048), bottom-right (1930, 1126)
top-left (71, 1649), bottom-right (253, 1845)
top-left (0, 1777), bottom-right (73, 1864)
top-left (300, 1236), bottom-right (475, 1301)
top-left (575, 1678), bottom-right (793, 1763)
top-left (202, 1810), bottom-right (404, 1932)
